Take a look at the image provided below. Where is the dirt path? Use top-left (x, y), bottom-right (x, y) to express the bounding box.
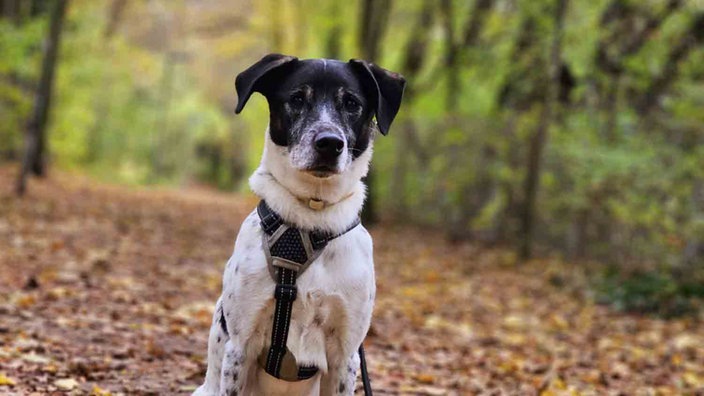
top-left (1, 168), bottom-right (703, 395)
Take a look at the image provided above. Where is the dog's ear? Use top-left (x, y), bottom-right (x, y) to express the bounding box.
top-left (349, 59), bottom-right (406, 135)
top-left (235, 53), bottom-right (298, 114)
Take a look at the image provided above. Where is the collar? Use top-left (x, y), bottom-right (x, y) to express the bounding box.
top-left (265, 170), bottom-right (357, 211)
top-left (299, 190), bottom-right (356, 211)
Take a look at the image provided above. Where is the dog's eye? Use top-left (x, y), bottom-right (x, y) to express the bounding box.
top-left (289, 93), bottom-right (305, 108)
top-left (343, 97), bottom-right (361, 112)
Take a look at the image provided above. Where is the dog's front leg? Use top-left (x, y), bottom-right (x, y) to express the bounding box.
top-left (320, 352), bottom-right (359, 396)
top-left (218, 341), bottom-right (246, 396)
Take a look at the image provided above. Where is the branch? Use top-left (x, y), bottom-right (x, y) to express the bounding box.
top-left (635, 13), bottom-right (704, 115)
top-left (400, 0), bottom-right (435, 90)
top-left (461, 0), bottom-right (494, 48)
top-left (595, 0), bottom-right (683, 74)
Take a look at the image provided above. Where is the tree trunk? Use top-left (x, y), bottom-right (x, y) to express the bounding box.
top-left (16, 0), bottom-right (68, 196)
top-left (519, 0), bottom-right (568, 259)
top-left (324, 1), bottom-right (342, 59)
top-left (358, 0), bottom-right (393, 224)
top-left (0, 0), bottom-right (21, 23)
top-left (104, 0), bottom-right (128, 38)
top-left (358, 0), bottom-right (391, 61)
top-left (440, 0), bottom-right (459, 112)
top-left (603, 72), bottom-right (620, 143)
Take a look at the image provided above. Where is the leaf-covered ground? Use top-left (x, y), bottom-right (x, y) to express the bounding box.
top-left (1, 167), bottom-right (703, 395)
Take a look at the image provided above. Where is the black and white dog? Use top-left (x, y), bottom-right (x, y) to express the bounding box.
top-left (194, 54), bottom-right (405, 396)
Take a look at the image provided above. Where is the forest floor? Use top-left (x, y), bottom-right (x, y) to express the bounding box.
top-left (1, 167), bottom-right (703, 396)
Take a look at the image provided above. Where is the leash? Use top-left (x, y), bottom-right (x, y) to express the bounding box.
top-left (256, 200), bottom-right (375, 393)
top-left (359, 344), bottom-right (373, 396)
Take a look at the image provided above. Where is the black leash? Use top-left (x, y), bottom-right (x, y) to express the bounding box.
top-left (359, 344), bottom-right (373, 396)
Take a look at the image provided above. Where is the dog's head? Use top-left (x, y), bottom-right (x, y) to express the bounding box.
top-left (235, 54), bottom-right (405, 178)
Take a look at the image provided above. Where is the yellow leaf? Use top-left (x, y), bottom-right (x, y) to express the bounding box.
top-left (424, 270), bottom-right (440, 283)
top-left (0, 373), bottom-right (16, 386)
top-left (16, 294), bottom-right (36, 308)
top-left (551, 377), bottom-right (567, 390)
top-left (91, 385), bottom-right (112, 396)
top-left (415, 373), bottom-right (435, 384)
top-left (683, 371), bottom-right (703, 387)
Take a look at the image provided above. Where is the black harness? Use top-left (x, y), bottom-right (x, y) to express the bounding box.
top-left (221, 200), bottom-right (373, 394)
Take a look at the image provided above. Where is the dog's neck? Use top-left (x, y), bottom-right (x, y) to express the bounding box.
top-left (249, 130), bottom-right (372, 234)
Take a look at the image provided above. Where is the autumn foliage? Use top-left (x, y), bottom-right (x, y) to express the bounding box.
top-left (1, 168), bottom-right (703, 394)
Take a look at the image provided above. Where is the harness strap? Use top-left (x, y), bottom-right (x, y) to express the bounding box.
top-left (255, 200), bottom-right (371, 389)
top-left (219, 301), bottom-right (318, 380)
top-left (265, 266), bottom-right (299, 377)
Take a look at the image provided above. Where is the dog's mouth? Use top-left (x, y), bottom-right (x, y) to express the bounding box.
top-left (304, 165), bottom-right (338, 178)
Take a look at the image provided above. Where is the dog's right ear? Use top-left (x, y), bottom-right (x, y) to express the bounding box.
top-left (235, 54), bottom-right (298, 114)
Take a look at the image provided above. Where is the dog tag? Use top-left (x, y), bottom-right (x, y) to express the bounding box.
top-left (308, 199), bottom-right (325, 211)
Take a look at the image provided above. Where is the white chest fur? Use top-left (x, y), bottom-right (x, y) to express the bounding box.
top-left (221, 211), bottom-right (376, 376)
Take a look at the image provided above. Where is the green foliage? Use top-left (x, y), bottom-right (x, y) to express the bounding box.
top-left (0, 18), bottom-right (44, 157)
top-left (596, 270), bottom-right (701, 317)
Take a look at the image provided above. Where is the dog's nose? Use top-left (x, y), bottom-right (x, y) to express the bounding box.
top-left (314, 132), bottom-right (344, 158)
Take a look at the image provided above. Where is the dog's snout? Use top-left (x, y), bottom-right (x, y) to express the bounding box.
top-left (314, 132), bottom-right (344, 158)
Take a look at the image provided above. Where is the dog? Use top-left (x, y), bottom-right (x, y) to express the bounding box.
top-left (193, 54), bottom-right (405, 396)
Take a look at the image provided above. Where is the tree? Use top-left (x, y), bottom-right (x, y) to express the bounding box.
top-left (16, 0), bottom-right (69, 196)
top-left (519, 0), bottom-right (569, 259)
top-left (358, 0), bottom-right (392, 224)
top-left (389, 0), bottom-right (435, 217)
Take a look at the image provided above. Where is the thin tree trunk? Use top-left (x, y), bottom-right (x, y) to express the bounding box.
top-left (16, 0), bottom-right (68, 196)
top-left (448, 0), bottom-right (497, 239)
top-left (519, 0), bottom-right (568, 259)
top-left (603, 72), bottom-right (620, 143)
top-left (358, 0), bottom-right (392, 224)
top-left (440, 0), bottom-right (459, 112)
top-left (496, 112), bottom-right (519, 241)
top-left (358, 0), bottom-right (391, 61)
top-left (462, 0), bottom-right (493, 47)
top-left (1, 0), bottom-right (21, 24)
top-left (104, 0), bottom-right (127, 38)
top-left (324, 1), bottom-right (342, 59)
top-left (389, 0), bottom-right (434, 217)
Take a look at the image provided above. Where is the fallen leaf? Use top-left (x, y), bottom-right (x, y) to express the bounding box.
top-left (415, 373), bottom-right (435, 384)
top-left (91, 385), bottom-right (112, 395)
top-left (54, 378), bottom-right (79, 391)
top-left (0, 373), bottom-right (16, 386)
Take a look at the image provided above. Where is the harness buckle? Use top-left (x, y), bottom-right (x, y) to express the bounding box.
top-left (260, 213), bottom-right (280, 235)
top-left (274, 284), bottom-right (298, 302)
top-left (309, 233), bottom-right (328, 250)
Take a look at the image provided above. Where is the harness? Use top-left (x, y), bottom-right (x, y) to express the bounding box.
top-left (221, 200), bottom-right (373, 394)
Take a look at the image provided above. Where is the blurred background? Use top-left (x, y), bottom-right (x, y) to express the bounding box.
top-left (0, 0), bottom-right (704, 310)
top-left (2, 0), bottom-right (704, 313)
top-left (2, 0), bottom-right (704, 393)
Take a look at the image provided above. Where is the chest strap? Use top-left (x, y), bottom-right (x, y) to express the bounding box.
top-left (257, 200), bottom-right (360, 381)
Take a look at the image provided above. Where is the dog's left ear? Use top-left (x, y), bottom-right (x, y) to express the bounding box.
top-left (349, 59), bottom-right (406, 135)
top-left (235, 53), bottom-right (299, 114)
